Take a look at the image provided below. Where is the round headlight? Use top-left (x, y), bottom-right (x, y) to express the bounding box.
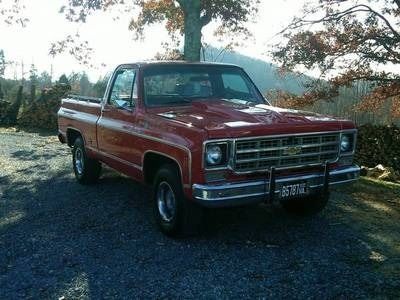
top-left (341, 135), bottom-right (351, 152)
top-left (206, 145), bottom-right (222, 165)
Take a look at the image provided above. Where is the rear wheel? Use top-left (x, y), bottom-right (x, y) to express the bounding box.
top-left (280, 192), bottom-right (329, 216)
top-left (153, 164), bottom-right (203, 237)
top-left (72, 137), bottom-right (101, 184)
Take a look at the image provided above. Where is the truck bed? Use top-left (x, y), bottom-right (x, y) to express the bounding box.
top-left (58, 96), bottom-right (102, 149)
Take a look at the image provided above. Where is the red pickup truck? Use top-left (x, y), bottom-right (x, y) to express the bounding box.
top-left (58, 61), bottom-right (360, 236)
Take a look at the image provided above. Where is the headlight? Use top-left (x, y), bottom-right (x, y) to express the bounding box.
top-left (341, 135), bottom-right (350, 152)
top-left (205, 143), bottom-right (229, 167)
top-left (206, 145), bottom-right (222, 165)
top-left (340, 133), bottom-right (354, 152)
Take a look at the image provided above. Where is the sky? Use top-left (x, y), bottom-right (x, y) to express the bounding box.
top-left (0, 0), bottom-right (306, 81)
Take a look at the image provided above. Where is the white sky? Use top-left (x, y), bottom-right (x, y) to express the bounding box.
top-left (0, 0), bottom-right (306, 81)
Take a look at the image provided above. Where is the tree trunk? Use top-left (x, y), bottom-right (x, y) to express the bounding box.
top-left (182, 0), bottom-right (202, 61)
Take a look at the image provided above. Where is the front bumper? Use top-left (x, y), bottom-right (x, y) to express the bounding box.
top-left (192, 165), bottom-right (360, 207)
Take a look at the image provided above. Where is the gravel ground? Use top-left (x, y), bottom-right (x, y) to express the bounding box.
top-left (0, 127), bottom-right (399, 299)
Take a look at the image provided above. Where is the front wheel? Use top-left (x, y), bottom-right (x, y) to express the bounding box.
top-left (72, 137), bottom-right (102, 184)
top-left (280, 192), bottom-right (329, 216)
top-left (153, 165), bottom-right (203, 237)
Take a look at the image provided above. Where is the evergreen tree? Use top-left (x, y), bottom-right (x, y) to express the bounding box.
top-left (93, 75), bottom-right (110, 98)
top-left (38, 71), bottom-right (52, 89)
top-left (6, 85), bottom-right (23, 125)
top-left (0, 81), bottom-right (4, 100)
top-left (29, 64), bottom-right (38, 102)
top-left (58, 74), bottom-right (69, 85)
top-left (79, 72), bottom-right (91, 96)
top-left (0, 50), bottom-right (5, 78)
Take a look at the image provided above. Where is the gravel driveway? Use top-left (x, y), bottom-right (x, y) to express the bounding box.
top-left (0, 127), bottom-right (399, 299)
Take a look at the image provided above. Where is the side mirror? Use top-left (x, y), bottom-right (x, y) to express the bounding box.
top-left (115, 99), bottom-right (135, 111)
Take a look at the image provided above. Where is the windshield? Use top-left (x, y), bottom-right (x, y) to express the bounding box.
top-left (143, 65), bottom-right (266, 107)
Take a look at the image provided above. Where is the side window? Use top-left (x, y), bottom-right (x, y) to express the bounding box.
top-left (221, 73), bottom-right (252, 99)
top-left (109, 68), bottom-right (136, 109)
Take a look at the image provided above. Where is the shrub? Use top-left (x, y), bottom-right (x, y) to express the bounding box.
top-left (0, 86), bottom-right (24, 125)
top-left (18, 84), bottom-right (70, 130)
top-left (355, 124), bottom-right (400, 172)
top-left (0, 99), bottom-right (11, 123)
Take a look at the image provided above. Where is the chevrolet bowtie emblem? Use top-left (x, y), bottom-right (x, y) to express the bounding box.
top-left (283, 146), bottom-right (302, 156)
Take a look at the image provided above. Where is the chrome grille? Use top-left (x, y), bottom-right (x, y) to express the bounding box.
top-left (234, 133), bottom-right (340, 172)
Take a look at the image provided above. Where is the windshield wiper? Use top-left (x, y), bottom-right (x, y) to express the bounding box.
top-left (222, 98), bottom-right (253, 106)
top-left (166, 96), bottom-right (193, 105)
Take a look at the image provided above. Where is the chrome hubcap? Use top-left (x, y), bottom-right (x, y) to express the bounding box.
top-left (75, 148), bottom-right (84, 175)
top-left (157, 181), bottom-right (176, 222)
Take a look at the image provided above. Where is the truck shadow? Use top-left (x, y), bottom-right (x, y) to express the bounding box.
top-left (1, 165), bottom-right (399, 298)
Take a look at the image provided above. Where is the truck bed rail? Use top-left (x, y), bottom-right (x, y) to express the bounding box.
top-left (67, 94), bottom-right (102, 103)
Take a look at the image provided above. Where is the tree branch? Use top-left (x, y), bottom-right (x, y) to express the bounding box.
top-left (283, 4), bottom-right (400, 40)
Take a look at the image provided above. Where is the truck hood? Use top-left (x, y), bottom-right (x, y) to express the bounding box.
top-left (150, 99), bottom-right (351, 139)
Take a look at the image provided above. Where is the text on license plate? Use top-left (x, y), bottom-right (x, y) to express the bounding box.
top-left (280, 182), bottom-right (308, 198)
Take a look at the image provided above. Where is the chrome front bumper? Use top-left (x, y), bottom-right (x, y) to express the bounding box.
top-left (192, 165), bottom-right (360, 207)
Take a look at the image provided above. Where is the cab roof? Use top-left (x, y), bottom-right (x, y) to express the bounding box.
top-left (118, 60), bottom-right (240, 69)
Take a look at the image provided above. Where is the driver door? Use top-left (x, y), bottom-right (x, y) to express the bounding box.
top-left (97, 67), bottom-right (141, 170)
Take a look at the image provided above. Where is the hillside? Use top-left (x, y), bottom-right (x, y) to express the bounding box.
top-left (203, 48), bottom-right (306, 95)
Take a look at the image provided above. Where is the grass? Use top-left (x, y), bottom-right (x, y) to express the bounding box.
top-left (358, 176), bottom-right (400, 193)
top-left (349, 177), bottom-right (400, 203)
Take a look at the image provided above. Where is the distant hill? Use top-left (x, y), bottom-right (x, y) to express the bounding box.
top-left (203, 48), bottom-right (307, 95)
top-left (202, 48), bottom-right (397, 125)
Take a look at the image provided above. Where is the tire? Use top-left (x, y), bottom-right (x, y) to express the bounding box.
top-left (280, 192), bottom-right (329, 216)
top-left (72, 137), bottom-right (102, 184)
top-left (153, 164), bottom-right (203, 237)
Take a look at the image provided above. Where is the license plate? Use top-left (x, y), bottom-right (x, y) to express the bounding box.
top-left (279, 182), bottom-right (308, 199)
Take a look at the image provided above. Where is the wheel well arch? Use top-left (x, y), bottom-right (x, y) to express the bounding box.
top-left (143, 151), bottom-right (183, 185)
top-left (66, 128), bottom-right (83, 147)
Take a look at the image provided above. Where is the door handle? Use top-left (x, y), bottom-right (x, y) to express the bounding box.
top-left (102, 108), bottom-right (110, 112)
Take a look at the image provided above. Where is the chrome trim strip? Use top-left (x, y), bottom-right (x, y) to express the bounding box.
top-left (329, 178), bottom-right (359, 185)
top-left (235, 150), bottom-right (339, 164)
top-left (330, 166), bottom-right (360, 175)
top-left (87, 146), bottom-right (143, 171)
top-left (235, 141), bottom-right (339, 154)
top-left (266, 165), bottom-right (360, 184)
top-left (196, 192), bottom-right (266, 202)
top-left (309, 177), bottom-right (358, 188)
top-left (235, 130), bottom-right (344, 141)
top-left (58, 109), bottom-right (99, 125)
top-left (194, 180), bottom-right (266, 191)
top-left (62, 98), bottom-right (102, 107)
top-left (231, 162), bottom-right (324, 174)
